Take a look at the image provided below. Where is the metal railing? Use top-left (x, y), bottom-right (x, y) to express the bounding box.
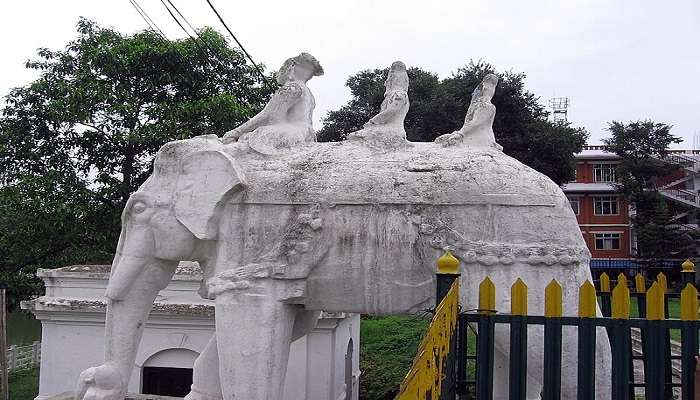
top-left (454, 269), bottom-right (699, 400)
top-left (660, 188), bottom-right (700, 208)
top-left (658, 153), bottom-right (700, 172)
top-left (403, 254), bottom-right (700, 399)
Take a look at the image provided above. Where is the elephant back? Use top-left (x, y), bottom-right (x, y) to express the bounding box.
top-left (215, 141), bottom-right (588, 314)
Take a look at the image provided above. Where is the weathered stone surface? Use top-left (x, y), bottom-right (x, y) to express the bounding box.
top-left (436, 73), bottom-right (501, 149)
top-left (76, 64), bottom-right (611, 400)
top-left (348, 61), bottom-right (410, 149)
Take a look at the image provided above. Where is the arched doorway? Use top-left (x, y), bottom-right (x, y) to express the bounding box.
top-left (345, 338), bottom-right (354, 400)
top-left (141, 348), bottom-right (198, 397)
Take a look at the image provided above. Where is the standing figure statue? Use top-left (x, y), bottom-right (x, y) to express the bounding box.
top-left (348, 61), bottom-right (409, 148)
top-left (222, 52), bottom-right (323, 154)
top-left (436, 73), bottom-right (502, 149)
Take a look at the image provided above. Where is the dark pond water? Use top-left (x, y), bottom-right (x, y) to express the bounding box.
top-left (7, 311), bottom-right (41, 346)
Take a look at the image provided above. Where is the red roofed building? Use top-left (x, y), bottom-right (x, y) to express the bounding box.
top-left (561, 145), bottom-right (700, 279)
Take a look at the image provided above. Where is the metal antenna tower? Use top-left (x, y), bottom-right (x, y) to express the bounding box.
top-left (549, 97), bottom-right (569, 123)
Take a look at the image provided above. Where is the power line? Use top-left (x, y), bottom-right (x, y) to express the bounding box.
top-left (164, 0), bottom-right (200, 38)
top-left (159, 0), bottom-right (223, 62)
top-left (127, 0), bottom-right (263, 114)
top-left (164, 0), bottom-right (229, 62)
top-left (127, 0), bottom-right (193, 68)
top-left (157, 0), bottom-right (256, 108)
top-left (128, 0), bottom-right (167, 39)
top-left (159, 0), bottom-right (199, 44)
top-left (203, 0), bottom-right (273, 91)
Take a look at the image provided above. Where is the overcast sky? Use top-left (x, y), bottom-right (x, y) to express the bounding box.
top-left (1, 0), bottom-right (699, 146)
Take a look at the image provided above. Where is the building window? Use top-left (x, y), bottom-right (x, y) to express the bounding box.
top-left (593, 196), bottom-right (619, 215)
top-left (593, 164), bottom-right (617, 182)
top-left (594, 233), bottom-right (621, 250)
top-left (567, 196), bottom-right (580, 215)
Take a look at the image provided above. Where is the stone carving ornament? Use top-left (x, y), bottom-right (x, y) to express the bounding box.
top-left (76, 55), bottom-right (612, 400)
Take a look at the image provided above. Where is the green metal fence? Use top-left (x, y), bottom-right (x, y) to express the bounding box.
top-left (397, 254), bottom-right (700, 399)
top-left (456, 270), bottom-right (699, 400)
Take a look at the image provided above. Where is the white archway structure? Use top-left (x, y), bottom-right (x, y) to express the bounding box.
top-left (143, 347), bottom-right (199, 369)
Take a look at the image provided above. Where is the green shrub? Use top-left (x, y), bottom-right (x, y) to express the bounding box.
top-left (9, 368), bottom-right (39, 400)
top-left (359, 315), bottom-right (430, 399)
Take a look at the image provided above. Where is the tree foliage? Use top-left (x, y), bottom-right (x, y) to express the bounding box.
top-left (603, 120), bottom-right (696, 265)
top-left (0, 19), bottom-right (273, 308)
top-left (317, 61), bottom-right (588, 184)
top-left (604, 121), bottom-right (682, 199)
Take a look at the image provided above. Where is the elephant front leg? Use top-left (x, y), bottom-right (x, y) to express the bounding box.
top-left (184, 310), bottom-right (318, 400)
top-left (77, 260), bottom-right (178, 400)
top-left (214, 280), bottom-right (301, 400)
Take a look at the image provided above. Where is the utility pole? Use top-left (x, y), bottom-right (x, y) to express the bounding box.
top-left (0, 288), bottom-right (7, 400)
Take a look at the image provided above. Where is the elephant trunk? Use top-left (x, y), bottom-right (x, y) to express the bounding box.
top-left (105, 225), bottom-right (156, 301)
top-left (105, 255), bottom-right (154, 301)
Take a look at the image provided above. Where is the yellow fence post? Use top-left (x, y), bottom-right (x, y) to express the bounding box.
top-left (599, 272), bottom-right (611, 293)
top-left (542, 279), bottom-right (563, 399)
top-left (617, 272), bottom-right (627, 287)
top-left (599, 273), bottom-right (611, 317)
top-left (644, 281), bottom-right (667, 398)
top-left (479, 277), bottom-right (496, 314)
top-left (681, 259), bottom-right (696, 289)
top-left (635, 273), bottom-right (646, 293)
top-left (611, 280), bottom-right (630, 319)
top-left (579, 280), bottom-right (597, 318)
top-left (511, 278), bottom-right (528, 316)
top-left (544, 279), bottom-right (563, 318)
top-left (657, 272), bottom-right (668, 294)
top-left (681, 283), bottom-right (699, 321)
top-left (509, 278), bottom-right (528, 398)
top-left (646, 282), bottom-right (665, 320)
top-left (609, 278), bottom-right (631, 398)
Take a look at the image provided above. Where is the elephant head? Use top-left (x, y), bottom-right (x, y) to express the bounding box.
top-left (105, 147), bottom-right (246, 300)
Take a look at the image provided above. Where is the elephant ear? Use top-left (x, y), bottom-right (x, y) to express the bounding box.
top-left (174, 150), bottom-right (247, 240)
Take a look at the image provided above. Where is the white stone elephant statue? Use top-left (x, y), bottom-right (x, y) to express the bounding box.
top-left (76, 55), bottom-right (611, 400)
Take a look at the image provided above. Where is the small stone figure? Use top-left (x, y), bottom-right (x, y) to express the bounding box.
top-left (435, 73), bottom-right (501, 150)
top-left (222, 53), bottom-right (323, 154)
top-left (348, 61), bottom-right (409, 148)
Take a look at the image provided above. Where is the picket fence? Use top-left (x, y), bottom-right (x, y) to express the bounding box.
top-left (5, 341), bottom-right (41, 372)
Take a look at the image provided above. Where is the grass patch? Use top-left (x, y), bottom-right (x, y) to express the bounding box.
top-left (360, 315), bottom-right (430, 400)
top-left (9, 368), bottom-right (39, 400)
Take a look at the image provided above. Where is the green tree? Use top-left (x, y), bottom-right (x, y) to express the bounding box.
top-left (603, 120), bottom-right (696, 266)
top-left (634, 195), bottom-right (696, 268)
top-left (317, 61), bottom-right (588, 184)
top-left (0, 19), bottom-right (273, 308)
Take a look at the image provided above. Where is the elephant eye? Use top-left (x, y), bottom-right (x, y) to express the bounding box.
top-left (132, 201), bottom-right (147, 214)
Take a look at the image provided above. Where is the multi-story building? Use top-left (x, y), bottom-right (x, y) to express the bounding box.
top-left (562, 145), bottom-right (700, 280)
top-left (562, 147), bottom-right (631, 276)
